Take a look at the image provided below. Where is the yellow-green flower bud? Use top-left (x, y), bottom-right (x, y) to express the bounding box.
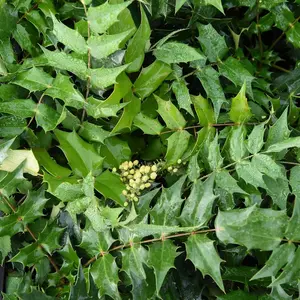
top-left (126, 185), bottom-right (131, 191)
top-left (144, 166), bottom-right (151, 173)
top-left (150, 172), bottom-right (157, 180)
top-left (142, 175), bottom-right (149, 182)
top-left (145, 183), bottom-right (151, 188)
top-left (140, 184), bottom-right (145, 190)
top-left (133, 160), bottom-right (139, 166)
top-left (134, 171), bottom-right (141, 179)
top-left (112, 167), bottom-right (117, 172)
top-left (130, 169), bottom-right (135, 174)
top-left (129, 161), bottom-right (133, 168)
top-left (124, 171), bottom-right (129, 177)
top-left (173, 168), bottom-right (178, 173)
top-left (140, 166), bottom-right (145, 173)
top-left (167, 166), bottom-right (173, 171)
top-left (133, 196), bottom-right (138, 202)
top-left (177, 159), bottom-right (182, 164)
top-left (135, 178), bottom-right (141, 184)
top-left (124, 201), bottom-right (128, 207)
top-left (122, 190), bottom-right (127, 196)
top-left (151, 165), bottom-right (158, 172)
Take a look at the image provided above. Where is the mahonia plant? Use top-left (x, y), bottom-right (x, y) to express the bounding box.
top-left (1, 0), bottom-right (300, 299)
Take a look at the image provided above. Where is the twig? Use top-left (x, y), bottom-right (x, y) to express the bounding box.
top-left (84, 228), bottom-right (218, 267)
top-left (80, 0), bottom-right (91, 123)
top-left (17, 1), bottom-right (41, 24)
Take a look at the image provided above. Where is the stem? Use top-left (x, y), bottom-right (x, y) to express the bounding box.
top-left (270, 16), bottom-right (300, 50)
top-left (17, 1), bottom-right (41, 24)
top-left (84, 228), bottom-right (218, 267)
top-left (272, 64), bottom-right (291, 73)
top-left (256, 0), bottom-right (263, 63)
top-left (80, 0), bottom-right (91, 123)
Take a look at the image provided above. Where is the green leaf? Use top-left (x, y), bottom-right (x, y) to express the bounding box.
top-left (134, 61), bottom-right (172, 99)
top-left (112, 91), bottom-right (141, 133)
top-left (286, 23), bottom-right (300, 48)
top-left (154, 42), bottom-right (204, 64)
top-left (13, 67), bottom-right (53, 92)
top-left (265, 137), bottom-right (300, 153)
top-left (95, 170), bottom-right (126, 206)
top-left (155, 95), bottom-right (186, 130)
top-left (229, 82), bottom-right (252, 124)
top-left (151, 176), bottom-right (186, 225)
top-left (0, 4), bottom-right (18, 39)
top-left (196, 66), bottom-right (226, 120)
top-left (219, 57), bottom-right (254, 98)
top-left (195, 0), bottom-right (224, 13)
top-left (90, 254), bottom-right (120, 299)
top-left (216, 170), bottom-right (246, 194)
top-left (89, 65), bottom-right (129, 89)
top-left (54, 130), bottom-right (104, 177)
top-left (172, 79), bottom-right (194, 116)
top-left (175, 0), bottom-right (187, 12)
top-left (125, 6), bottom-right (150, 73)
top-left (70, 264), bottom-right (88, 300)
top-left (0, 99), bottom-right (36, 118)
top-left (51, 13), bottom-right (87, 54)
top-left (265, 176), bottom-right (290, 210)
top-left (0, 149), bottom-right (39, 176)
top-left (86, 97), bottom-right (127, 119)
top-left (246, 123), bottom-right (265, 154)
top-left (265, 108), bottom-right (290, 149)
top-left (100, 136), bottom-right (131, 169)
top-left (18, 290), bottom-right (53, 300)
top-left (207, 133), bottom-right (223, 171)
top-left (286, 166), bottom-right (300, 240)
top-left (122, 245), bottom-right (147, 281)
top-left (42, 47), bottom-right (87, 79)
top-left (251, 243), bottom-right (295, 280)
top-left (88, 30), bottom-right (133, 60)
top-left (180, 175), bottom-right (216, 227)
top-left (0, 138), bottom-right (15, 164)
top-left (36, 103), bottom-right (66, 132)
top-left (191, 94), bottom-right (215, 126)
top-left (229, 126), bottom-right (247, 162)
top-left (80, 223), bottom-right (114, 256)
top-left (251, 154), bottom-right (285, 180)
top-left (0, 235), bottom-right (11, 264)
top-left (78, 122), bottom-right (110, 144)
top-left (236, 161), bottom-right (267, 189)
top-left (88, 1), bottom-right (132, 34)
top-left (187, 153), bottom-right (201, 182)
top-left (147, 240), bottom-right (179, 295)
top-left (197, 23), bottom-right (228, 62)
top-left (186, 234), bottom-right (224, 292)
top-left (215, 206), bottom-right (288, 250)
top-left (270, 247), bottom-right (300, 287)
top-left (44, 73), bottom-right (85, 109)
top-left (133, 112), bottom-right (164, 135)
top-left (165, 130), bottom-right (190, 165)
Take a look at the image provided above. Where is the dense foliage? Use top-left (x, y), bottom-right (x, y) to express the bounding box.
top-left (1, 0), bottom-right (300, 299)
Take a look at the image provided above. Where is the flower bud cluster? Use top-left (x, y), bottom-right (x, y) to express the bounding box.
top-left (166, 159), bottom-right (186, 174)
top-left (113, 160), bottom-right (159, 206)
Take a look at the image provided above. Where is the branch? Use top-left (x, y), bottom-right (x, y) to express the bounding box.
top-left (84, 228), bottom-right (218, 267)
